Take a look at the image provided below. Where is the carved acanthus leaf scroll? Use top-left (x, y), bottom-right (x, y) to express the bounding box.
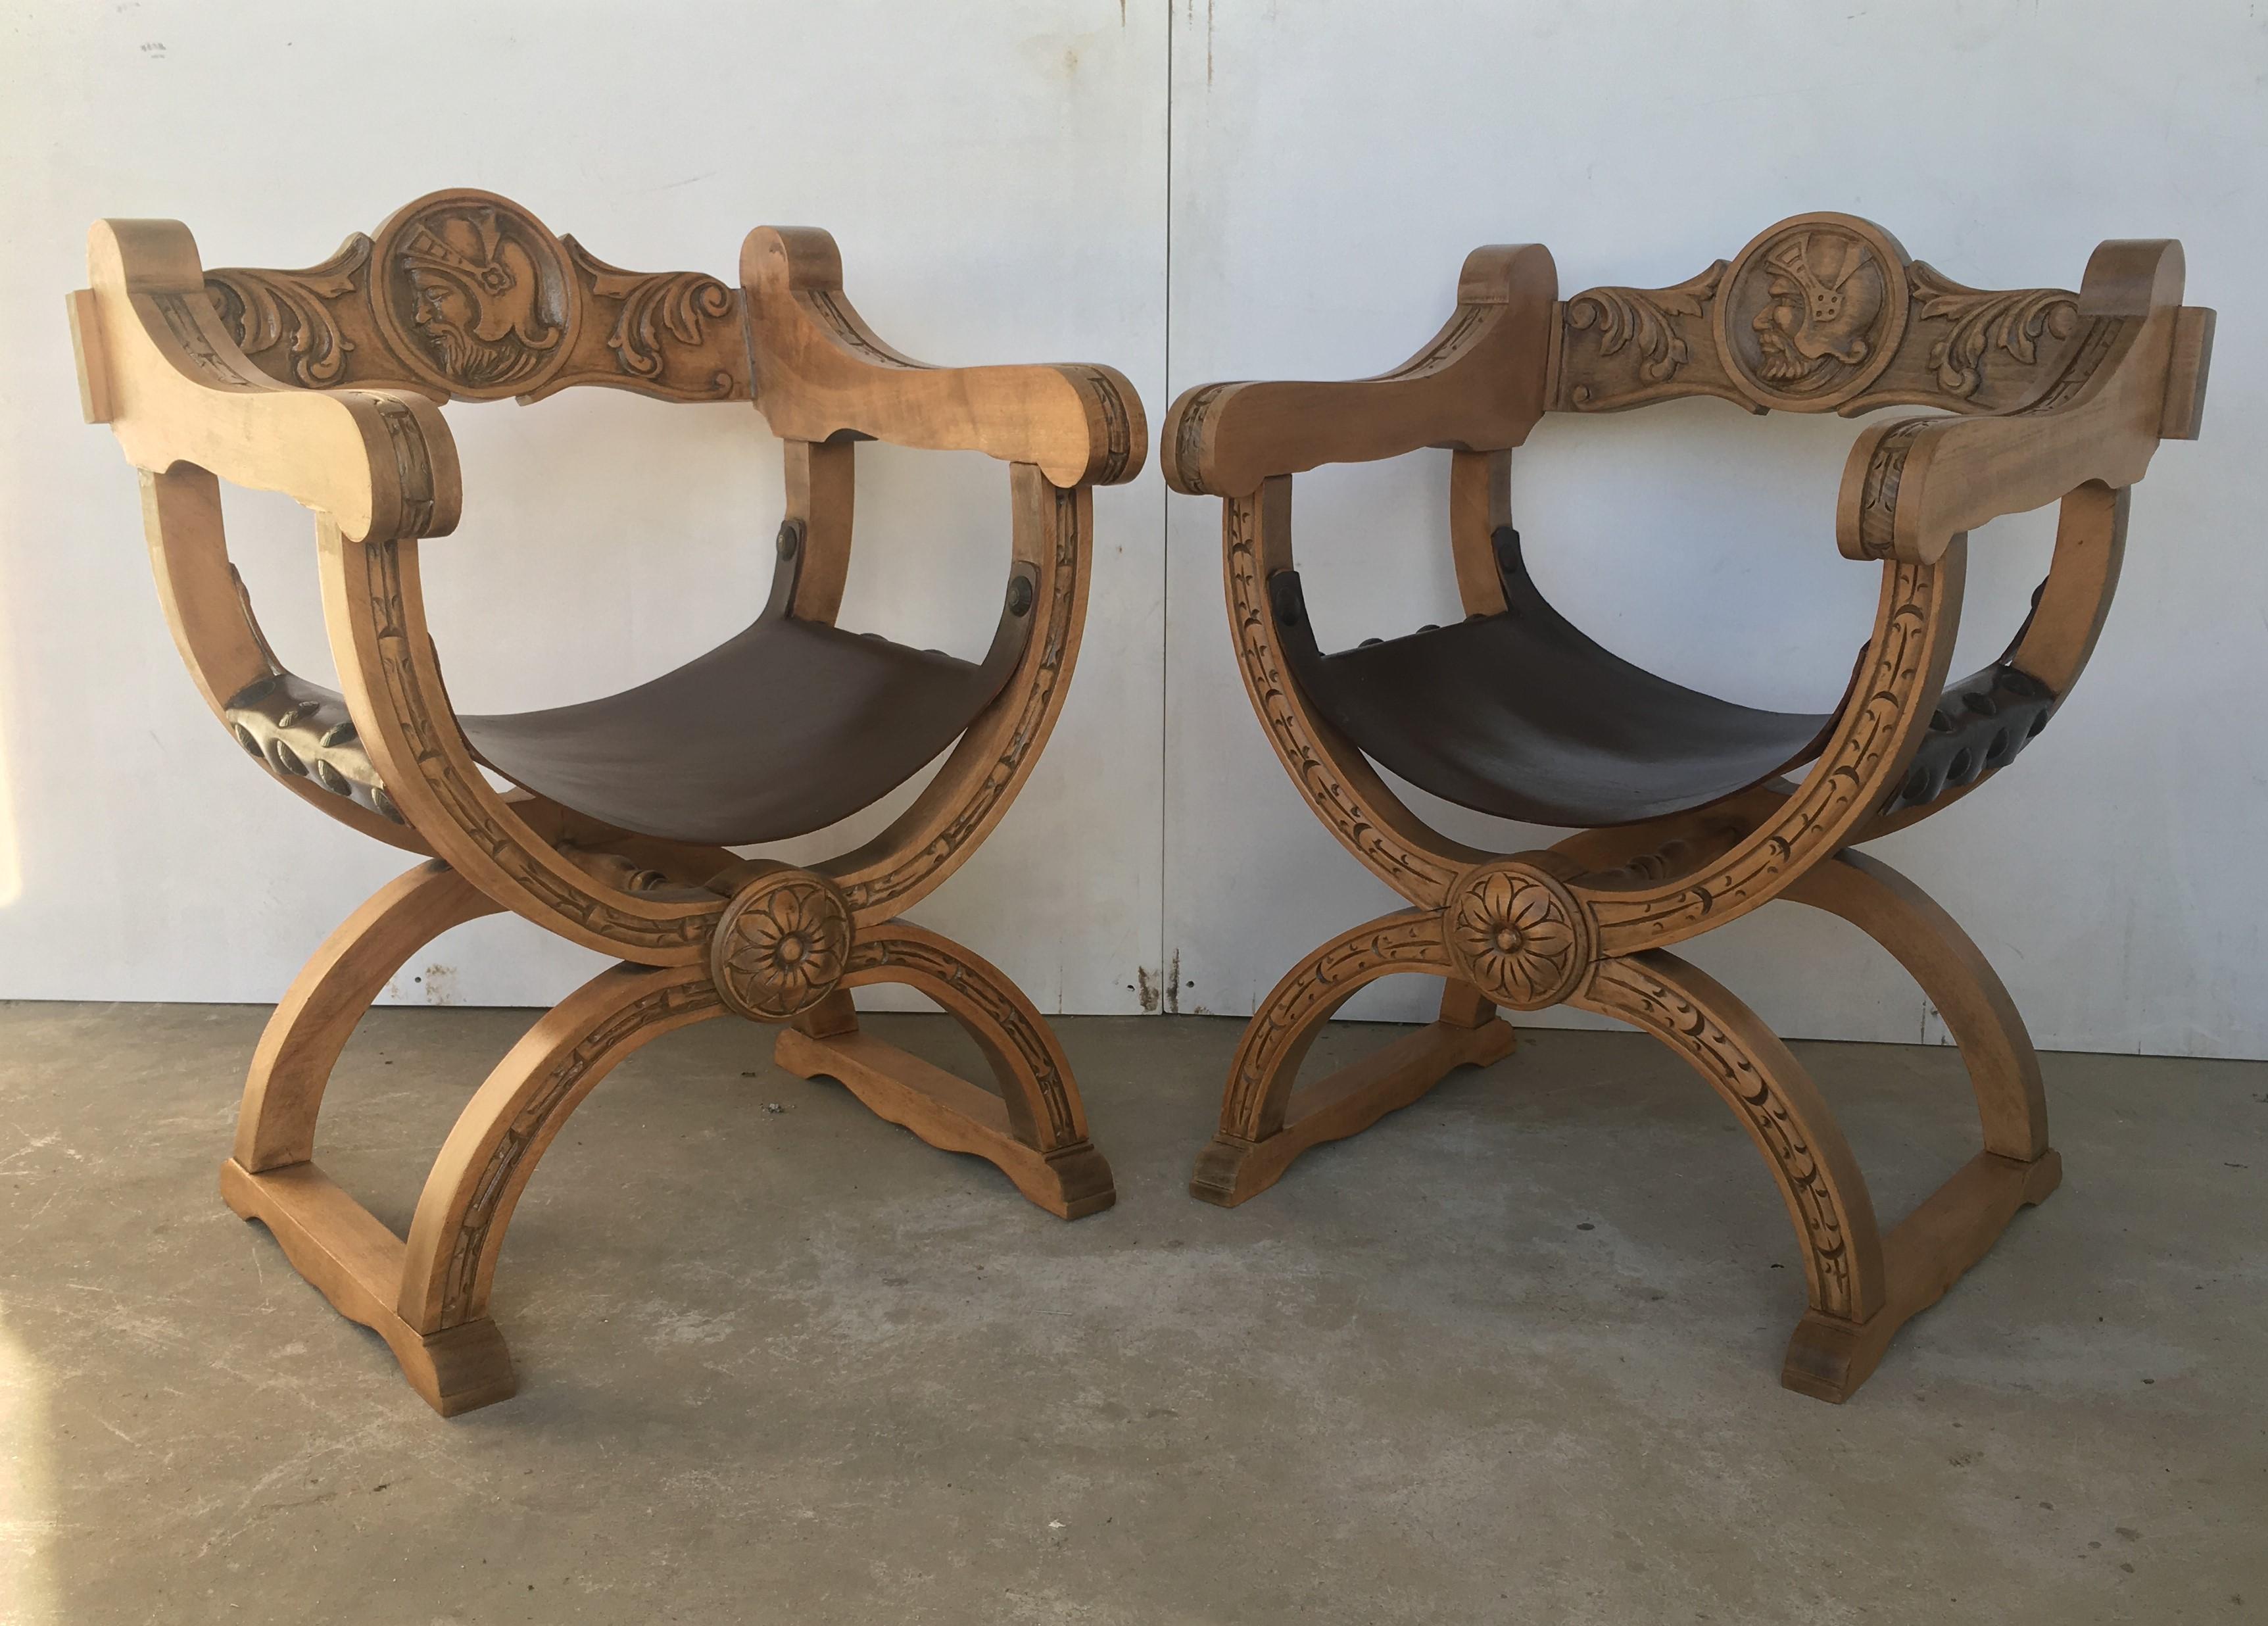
top-left (203, 189), bottom-right (749, 403)
top-left (1555, 214), bottom-right (2099, 417)
top-left (1906, 263), bottom-right (2079, 400)
top-left (1566, 262), bottom-right (1724, 395)
top-left (561, 236), bottom-right (739, 401)
top-left (205, 235), bottom-right (369, 388)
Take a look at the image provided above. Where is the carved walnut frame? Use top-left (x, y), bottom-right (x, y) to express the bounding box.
top-left (70, 190), bottom-right (1144, 1414)
top-left (1161, 212), bottom-right (2212, 1402)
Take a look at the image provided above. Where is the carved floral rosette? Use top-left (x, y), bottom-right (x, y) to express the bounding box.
top-left (1443, 860), bottom-right (1594, 1010)
top-left (710, 866), bottom-right (856, 1023)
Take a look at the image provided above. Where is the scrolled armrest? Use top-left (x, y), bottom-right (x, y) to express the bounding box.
top-left (1837, 239), bottom-right (2209, 564)
top-left (73, 220), bottom-right (460, 542)
top-left (1161, 244), bottom-right (1556, 498)
top-left (740, 226), bottom-right (1144, 488)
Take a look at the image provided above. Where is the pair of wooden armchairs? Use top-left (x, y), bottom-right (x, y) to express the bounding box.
top-left (72, 195), bottom-right (2209, 1414)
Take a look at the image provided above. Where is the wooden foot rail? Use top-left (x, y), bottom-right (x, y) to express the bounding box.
top-left (220, 866), bottom-right (1113, 1414)
top-left (776, 919), bottom-right (1113, 1219)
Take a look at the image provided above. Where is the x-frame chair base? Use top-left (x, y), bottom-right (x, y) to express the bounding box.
top-left (1190, 850), bottom-right (2060, 1404)
top-left (222, 859), bottom-right (1112, 1416)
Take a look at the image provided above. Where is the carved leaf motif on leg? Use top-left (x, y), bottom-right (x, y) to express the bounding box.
top-left (1225, 913), bottom-right (1450, 1125)
top-left (437, 981), bottom-right (723, 1327)
top-left (839, 488), bottom-right (1081, 916)
top-left (858, 933), bottom-right (1077, 1143)
top-left (1586, 957), bottom-right (1856, 1319)
top-left (1223, 499), bottom-right (1461, 899)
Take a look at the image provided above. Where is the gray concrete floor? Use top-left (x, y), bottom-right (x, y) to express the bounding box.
top-left (0, 1002), bottom-right (2261, 1625)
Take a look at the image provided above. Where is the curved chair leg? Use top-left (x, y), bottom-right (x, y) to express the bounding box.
top-left (229, 859), bottom-right (499, 1173)
top-left (1777, 850), bottom-right (2063, 1397)
top-left (1191, 910), bottom-right (1514, 1208)
top-left (1576, 951), bottom-right (1894, 1400)
top-left (1787, 850), bottom-right (2050, 1161)
top-left (773, 920), bottom-right (1115, 1219)
top-left (224, 961), bottom-right (721, 1415)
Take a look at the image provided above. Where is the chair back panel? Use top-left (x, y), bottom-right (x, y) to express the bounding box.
top-left (1554, 211), bottom-right (2098, 419)
top-left (201, 188), bottom-right (748, 405)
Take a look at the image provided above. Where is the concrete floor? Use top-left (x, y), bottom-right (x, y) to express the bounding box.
top-left (0, 1002), bottom-right (2261, 1625)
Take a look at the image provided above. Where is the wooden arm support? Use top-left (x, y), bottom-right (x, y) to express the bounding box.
top-left (1160, 245), bottom-right (1556, 498)
top-left (741, 226), bottom-right (1145, 489)
top-left (1837, 240), bottom-right (2212, 564)
top-left (70, 220), bottom-right (461, 543)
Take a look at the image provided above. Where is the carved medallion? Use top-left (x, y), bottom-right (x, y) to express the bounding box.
top-left (710, 866), bottom-right (854, 1022)
top-left (370, 191), bottom-right (578, 399)
top-left (1714, 215), bottom-right (1909, 411)
top-left (1443, 861), bottom-right (1593, 1010)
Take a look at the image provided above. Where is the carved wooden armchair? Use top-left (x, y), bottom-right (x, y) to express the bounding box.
top-left (1161, 212), bottom-right (2211, 1401)
top-left (68, 189), bottom-right (1144, 1414)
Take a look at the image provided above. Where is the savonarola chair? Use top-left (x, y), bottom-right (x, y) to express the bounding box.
top-left (68, 189), bottom-right (1144, 1414)
top-left (1161, 213), bottom-right (2212, 1401)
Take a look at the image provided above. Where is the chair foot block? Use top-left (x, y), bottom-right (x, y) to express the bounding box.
top-left (773, 1028), bottom-right (1115, 1220)
top-left (1779, 1147), bottom-right (2062, 1403)
top-left (220, 1158), bottom-right (518, 1416)
top-left (1190, 1015), bottom-right (1515, 1208)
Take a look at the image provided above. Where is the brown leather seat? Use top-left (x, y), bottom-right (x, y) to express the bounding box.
top-left (1272, 526), bottom-right (1833, 827)
top-left (461, 566), bottom-right (1032, 847)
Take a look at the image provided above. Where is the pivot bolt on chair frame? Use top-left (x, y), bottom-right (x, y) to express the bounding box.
top-left (1162, 213), bottom-right (2212, 1402)
top-left (69, 189), bottom-right (1145, 1414)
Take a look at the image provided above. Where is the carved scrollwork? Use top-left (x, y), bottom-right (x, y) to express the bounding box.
top-left (201, 188), bottom-right (750, 403)
top-left (1556, 214), bottom-right (2102, 417)
top-left (205, 235), bottom-right (368, 388)
top-left (1565, 262), bottom-right (1724, 405)
top-left (1172, 381), bottom-right (1234, 496)
top-left (562, 237), bottom-right (738, 401)
top-left (1853, 418), bottom-right (1931, 562)
top-left (1066, 365), bottom-right (1136, 484)
top-left (1906, 262), bottom-right (2079, 400)
top-left (710, 868), bottom-right (854, 1023)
